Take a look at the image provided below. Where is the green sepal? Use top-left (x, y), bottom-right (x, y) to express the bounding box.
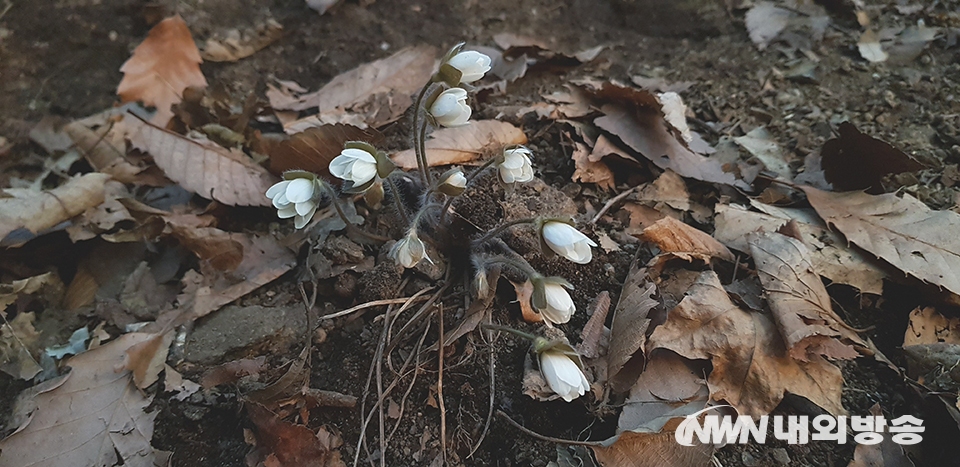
top-left (375, 151), bottom-right (396, 179)
top-left (341, 177), bottom-right (376, 194)
top-left (282, 170), bottom-right (317, 181)
top-left (344, 140), bottom-right (378, 155)
top-left (436, 63), bottom-right (464, 88)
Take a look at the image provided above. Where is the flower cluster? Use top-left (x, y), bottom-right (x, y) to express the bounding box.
top-left (264, 43), bottom-right (596, 403)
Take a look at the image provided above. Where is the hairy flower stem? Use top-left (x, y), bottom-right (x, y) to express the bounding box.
top-left (320, 182), bottom-right (390, 243)
top-left (480, 323), bottom-right (539, 342)
top-left (412, 82), bottom-right (433, 185)
top-left (418, 118), bottom-right (432, 185)
top-left (385, 176), bottom-right (411, 227)
top-left (477, 254), bottom-right (541, 281)
top-left (472, 217), bottom-right (538, 247)
top-left (437, 156), bottom-right (502, 225)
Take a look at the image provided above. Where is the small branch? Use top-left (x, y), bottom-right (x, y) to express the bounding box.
top-left (496, 410), bottom-right (604, 447)
top-left (437, 304), bottom-right (447, 464)
top-left (591, 186), bottom-right (637, 224)
top-left (472, 217), bottom-right (538, 246)
top-left (319, 296), bottom-right (431, 322)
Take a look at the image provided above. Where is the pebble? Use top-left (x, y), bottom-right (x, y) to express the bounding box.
top-left (772, 448), bottom-right (791, 465)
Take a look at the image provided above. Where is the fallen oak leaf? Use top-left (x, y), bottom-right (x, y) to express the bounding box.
top-left (0, 332), bottom-right (161, 467)
top-left (638, 216), bottom-right (735, 272)
top-left (591, 428), bottom-right (714, 467)
top-left (123, 330), bottom-right (175, 389)
top-left (0, 173), bottom-right (111, 247)
top-left (246, 402), bottom-right (344, 467)
top-left (571, 138), bottom-right (615, 191)
top-left (126, 113), bottom-right (278, 207)
top-left (802, 186), bottom-right (960, 297)
top-left (748, 231), bottom-right (863, 361)
top-left (117, 15), bottom-right (207, 127)
top-left (820, 122), bottom-right (924, 193)
top-left (391, 120), bottom-right (527, 169)
top-left (647, 270), bottom-right (846, 417)
top-left (257, 124), bottom-right (383, 177)
top-left (0, 312), bottom-right (42, 380)
top-left (904, 307), bottom-right (960, 346)
top-left (606, 260), bottom-right (658, 393)
top-left (63, 119), bottom-right (148, 184)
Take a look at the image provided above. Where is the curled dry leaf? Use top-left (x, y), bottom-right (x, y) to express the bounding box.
top-left (647, 271), bottom-right (846, 417)
top-left (63, 117), bottom-right (148, 184)
top-left (579, 291), bottom-right (611, 360)
top-left (734, 126), bottom-right (791, 179)
top-left (117, 15), bottom-right (207, 127)
top-left (123, 330), bottom-right (175, 389)
top-left (0, 312), bottom-right (42, 380)
top-left (820, 122), bottom-right (924, 193)
top-left (272, 45), bottom-right (437, 130)
top-left (904, 307), bottom-right (960, 346)
top-left (802, 186), bottom-right (960, 296)
top-left (618, 349), bottom-right (709, 434)
top-left (391, 120), bottom-right (528, 169)
top-left (0, 333), bottom-right (160, 467)
top-left (749, 231), bottom-right (863, 361)
top-left (200, 356), bottom-right (268, 389)
top-left (571, 139), bottom-right (615, 191)
top-left (591, 429), bottom-right (713, 467)
top-left (246, 402), bottom-right (345, 467)
top-left (258, 124), bottom-right (383, 177)
top-left (512, 279), bottom-right (543, 323)
top-left (639, 216), bottom-right (735, 270)
top-left (0, 173), bottom-right (111, 247)
top-left (166, 216), bottom-right (245, 272)
top-left (606, 260), bottom-right (658, 393)
top-left (163, 364), bottom-right (202, 402)
top-left (126, 114), bottom-right (278, 207)
top-left (200, 20), bottom-right (283, 62)
top-left (858, 29), bottom-right (889, 63)
top-left (714, 202), bottom-right (887, 295)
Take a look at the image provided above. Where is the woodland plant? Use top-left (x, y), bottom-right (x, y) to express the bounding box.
top-left (265, 43), bottom-right (598, 445)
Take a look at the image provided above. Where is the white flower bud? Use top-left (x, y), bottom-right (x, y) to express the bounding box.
top-left (390, 229), bottom-right (431, 269)
top-left (498, 146), bottom-right (534, 184)
top-left (446, 50), bottom-right (492, 84)
top-left (437, 169), bottom-right (467, 196)
top-left (429, 88), bottom-right (472, 127)
top-left (532, 280), bottom-right (576, 325)
top-left (539, 348), bottom-right (589, 402)
top-left (265, 175), bottom-right (321, 229)
top-left (329, 147), bottom-right (379, 191)
top-left (540, 221), bottom-right (597, 264)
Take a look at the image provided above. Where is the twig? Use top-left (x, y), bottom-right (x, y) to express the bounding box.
top-left (496, 410), bottom-right (604, 447)
top-left (386, 320), bottom-right (431, 443)
top-left (437, 304), bottom-right (447, 464)
top-left (590, 186), bottom-right (637, 224)
top-left (319, 295), bottom-right (430, 322)
top-left (468, 319), bottom-right (496, 459)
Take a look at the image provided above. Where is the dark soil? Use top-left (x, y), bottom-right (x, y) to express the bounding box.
top-left (2, 0), bottom-right (959, 466)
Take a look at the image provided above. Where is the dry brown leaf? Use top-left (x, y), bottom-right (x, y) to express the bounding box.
top-left (591, 430), bottom-right (713, 467)
top-left (622, 203), bottom-right (668, 236)
top-left (0, 173), bottom-right (111, 247)
top-left (201, 20), bottom-right (283, 62)
top-left (175, 233), bottom-right (297, 322)
top-left (163, 364), bottom-right (202, 401)
top-left (117, 15), bottom-right (207, 127)
top-left (247, 402), bottom-right (345, 467)
top-left (820, 122), bottom-right (924, 193)
top-left (847, 403), bottom-right (916, 467)
top-left (618, 350), bottom-right (709, 434)
top-left (606, 261), bottom-right (658, 393)
top-left (714, 203), bottom-right (887, 295)
top-left (126, 114), bottom-right (278, 207)
top-left (579, 291), bottom-right (612, 360)
top-left (272, 45), bottom-right (437, 130)
top-left (639, 216), bottom-right (735, 267)
top-left (512, 279), bottom-right (542, 323)
top-left (65, 180), bottom-right (137, 242)
top-left (0, 332), bottom-right (160, 467)
top-left (904, 307), bottom-right (960, 346)
top-left (903, 343), bottom-right (960, 392)
top-left (803, 186), bottom-right (960, 296)
top-left (0, 312), bottom-right (42, 380)
top-left (648, 270), bottom-right (846, 416)
top-left (391, 120), bottom-right (527, 169)
top-left (258, 124), bottom-right (382, 177)
top-left (64, 119), bottom-right (149, 184)
top-left (201, 356), bottom-right (268, 389)
top-left (749, 231), bottom-right (863, 361)
top-left (571, 139), bottom-right (615, 191)
top-left (123, 331), bottom-right (175, 389)
top-left (165, 215), bottom-right (245, 271)
top-left (0, 272), bottom-right (63, 317)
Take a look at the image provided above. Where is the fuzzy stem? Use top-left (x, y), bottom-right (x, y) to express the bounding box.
top-left (385, 176), bottom-right (411, 227)
top-left (437, 156), bottom-right (501, 225)
top-left (472, 217), bottom-right (538, 247)
top-left (418, 118), bottom-right (433, 185)
top-left (412, 82), bottom-right (433, 185)
top-left (480, 323), bottom-right (539, 342)
top-left (320, 182), bottom-right (390, 243)
top-left (477, 254), bottom-right (540, 281)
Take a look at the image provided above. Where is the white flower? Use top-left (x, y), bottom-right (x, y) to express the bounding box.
top-left (446, 50), bottom-right (492, 84)
top-left (429, 88), bottom-right (472, 127)
top-left (539, 348), bottom-right (589, 402)
top-left (498, 147), bottom-right (534, 184)
top-left (390, 230), bottom-right (431, 269)
top-left (265, 176), bottom-right (320, 229)
top-left (437, 169), bottom-right (467, 196)
top-left (541, 221), bottom-right (597, 264)
top-left (537, 282), bottom-right (576, 325)
top-left (329, 147), bottom-right (378, 190)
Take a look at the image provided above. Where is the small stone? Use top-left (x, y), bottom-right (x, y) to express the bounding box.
top-left (771, 448), bottom-right (791, 465)
top-left (185, 305), bottom-right (305, 365)
top-left (741, 451), bottom-right (759, 467)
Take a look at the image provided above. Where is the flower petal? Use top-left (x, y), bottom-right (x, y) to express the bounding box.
top-left (285, 178), bottom-right (315, 203)
top-left (266, 180), bottom-right (290, 199)
top-left (277, 205), bottom-right (297, 219)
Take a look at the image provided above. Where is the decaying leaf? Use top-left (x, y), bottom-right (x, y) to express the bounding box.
top-left (200, 20), bottom-right (283, 62)
top-left (247, 402), bottom-right (345, 467)
top-left (579, 291), bottom-right (612, 360)
top-left (618, 350), bottom-right (709, 434)
top-left (0, 312), bottom-right (42, 380)
top-left (820, 122), bottom-right (924, 192)
top-left (745, 2), bottom-right (792, 50)
top-left (572, 139), bottom-right (615, 190)
top-left (0, 173), bottom-right (111, 247)
top-left (512, 279), bottom-right (543, 323)
top-left (903, 343), bottom-right (960, 392)
top-left (714, 202), bottom-right (887, 295)
top-left (259, 124), bottom-right (382, 177)
top-left (200, 356), bottom-right (268, 389)
top-left (166, 216), bottom-right (245, 272)
top-left (64, 117), bottom-right (149, 184)
top-left (0, 272), bottom-right (64, 317)
top-left (163, 364), bottom-right (202, 402)
top-left (0, 333), bottom-right (161, 467)
top-left (647, 271), bottom-right (846, 417)
top-left (803, 186), bottom-right (960, 296)
top-left (175, 233), bottom-right (297, 323)
top-left (639, 216), bottom-right (735, 269)
top-left (606, 260), bottom-right (658, 392)
top-left (847, 403), bottom-right (916, 467)
top-left (123, 331), bottom-right (175, 389)
top-left (734, 127), bottom-right (791, 179)
top-left (749, 231), bottom-right (863, 361)
top-left (391, 120), bottom-right (527, 169)
top-left (126, 114), bottom-right (278, 207)
top-left (904, 307), bottom-right (960, 346)
top-left (117, 15), bottom-right (207, 126)
top-left (858, 29), bottom-right (889, 63)
top-left (591, 430), bottom-right (713, 467)
top-left (270, 45), bottom-right (437, 129)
